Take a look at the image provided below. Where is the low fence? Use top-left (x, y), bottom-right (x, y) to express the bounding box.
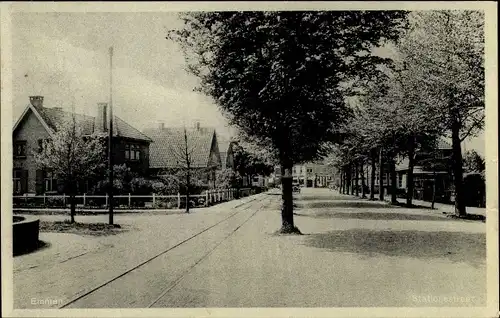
top-left (12, 188), bottom-right (256, 210)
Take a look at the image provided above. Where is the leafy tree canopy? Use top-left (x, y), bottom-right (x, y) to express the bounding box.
top-left (169, 11), bottom-right (408, 164)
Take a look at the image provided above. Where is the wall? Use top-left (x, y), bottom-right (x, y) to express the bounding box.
top-left (13, 109), bottom-right (51, 193)
top-left (112, 138), bottom-right (150, 175)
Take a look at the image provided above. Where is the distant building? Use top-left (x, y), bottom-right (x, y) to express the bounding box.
top-left (12, 96), bottom-right (151, 195)
top-left (394, 138), bottom-right (453, 202)
top-left (360, 138), bottom-right (454, 202)
top-left (273, 162), bottom-right (335, 188)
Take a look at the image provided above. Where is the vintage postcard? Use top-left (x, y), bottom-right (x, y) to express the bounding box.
top-left (1, 2), bottom-right (498, 318)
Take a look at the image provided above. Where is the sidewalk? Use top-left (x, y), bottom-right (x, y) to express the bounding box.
top-left (13, 193), bottom-right (265, 308)
top-left (333, 189), bottom-right (487, 217)
top-left (152, 189), bottom-right (486, 308)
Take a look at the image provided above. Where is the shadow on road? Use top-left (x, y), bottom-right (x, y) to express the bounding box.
top-left (296, 201), bottom-right (395, 209)
top-left (299, 211), bottom-right (450, 222)
top-left (303, 229), bottom-right (485, 267)
top-left (296, 195), bottom-right (364, 201)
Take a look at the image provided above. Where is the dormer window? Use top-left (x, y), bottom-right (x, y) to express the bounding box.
top-left (125, 144), bottom-right (141, 161)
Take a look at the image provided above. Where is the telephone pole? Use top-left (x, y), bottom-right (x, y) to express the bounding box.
top-left (108, 46), bottom-right (114, 225)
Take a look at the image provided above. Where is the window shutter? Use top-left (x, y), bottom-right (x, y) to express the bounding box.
top-left (35, 169), bottom-right (44, 194)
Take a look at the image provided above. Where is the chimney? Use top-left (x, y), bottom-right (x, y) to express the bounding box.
top-left (195, 122), bottom-right (200, 131)
top-left (158, 122), bottom-right (165, 130)
top-left (95, 103), bottom-right (108, 133)
top-left (29, 96), bottom-right (44, 108)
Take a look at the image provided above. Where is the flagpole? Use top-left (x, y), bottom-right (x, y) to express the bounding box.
top-left (108, 46), bottom-right (114, 225)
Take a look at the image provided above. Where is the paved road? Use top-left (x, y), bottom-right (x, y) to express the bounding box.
top-left (14, 189), bottom-right (486, 309)
top-left (13, 193), bottom-right (266, 309)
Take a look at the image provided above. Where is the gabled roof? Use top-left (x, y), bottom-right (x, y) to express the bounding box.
top-left (13, 104), bottom-right (151, 142)
top-left (144, 127), bottom-right (218, 169)
top-left (218, 138), bottom-right (233, 169)
top-left (220, 151), bottom-right (228, 169)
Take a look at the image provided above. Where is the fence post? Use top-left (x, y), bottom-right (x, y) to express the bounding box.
top-left (128, 193), bottom-right (131, 207)
top-left (153, 193), bottom-right (156, 206)
top-left (177, 192), bottom-right (181, 209)
top-left (105, 193), bottom-right (108, 208)
top-left (83, 193), bottom-right (86, 206)
top-left (205, 190), bottom-right (209, 207)
top-left (63, 193), bottom-right (66, 207)
top-left (43, 193), bottom-right (46, 205)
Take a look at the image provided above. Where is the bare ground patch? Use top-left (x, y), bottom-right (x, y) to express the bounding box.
top-left (40, 220), bottom-right (128, 236)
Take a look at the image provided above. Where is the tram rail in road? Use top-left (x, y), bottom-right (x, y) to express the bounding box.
top-left (59, 194), bottom-right (274, 308)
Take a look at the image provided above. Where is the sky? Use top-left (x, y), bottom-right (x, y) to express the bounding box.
top-left (11, 11), bottom-right (484, 156)
top-left (11, 12), bottom-right (236, 140)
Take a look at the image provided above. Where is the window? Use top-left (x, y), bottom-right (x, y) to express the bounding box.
top-left (13, 169), bottom-right (22, 194)
top-left (38, 139), bottom-right (50, 153)
top-left (44, 170), bottom-right (56, 192)
top-left (398, 174), bottom-right (403, 188)
top-left (307, 168), bottom-right (313, 173)
top-left (125, 144), bottom-right (141, 161)
top-left (14, 141), bottom-right (27, 157)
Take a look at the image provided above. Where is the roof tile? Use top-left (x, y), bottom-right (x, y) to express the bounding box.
top-left (144, 127), bottom-right (217, 169)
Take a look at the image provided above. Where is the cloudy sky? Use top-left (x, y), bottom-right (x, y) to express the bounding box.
top-left (12, 12), bottom-right (235, 139)
top-left (11, 11), bottom-right (484, 155)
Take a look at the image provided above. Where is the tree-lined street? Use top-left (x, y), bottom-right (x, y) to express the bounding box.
top-left (8, 7), bottom-right (492, 316)
top-left (14, 188), bottom-right (485, 309)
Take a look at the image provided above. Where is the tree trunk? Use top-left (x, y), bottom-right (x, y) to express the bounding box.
top-left (360, 162), bottom-right (366, 198)
top-left (343, 169), bottom-right (347, 194)
top-left (346, 165), bottom-right (351, 195)
top-left (354, 161), bottom-right (359, 196)
top-left (185, 169), bottom-right (190, 213)
top-left (406, 137), bottom-right (416, 207)
top-left (370, 149), bottom-right (376, 200)
top-left (351, 164), bottom-right (356, 195)
top-left (451, 119), bottom-right (466, 216)
top-left (279, 159), bottom-right (300, 234)
top-left (340, 169), bottom-right (344, 194)
top-left (431, 169), bottom-right (436, 209)
top-left (390, 157), bottom-right (397, 204)
top-left (379, 148), bottom-right (384, 201)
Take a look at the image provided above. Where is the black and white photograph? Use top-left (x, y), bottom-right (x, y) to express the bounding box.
top-left (1, 2), bottom-right (498, 318)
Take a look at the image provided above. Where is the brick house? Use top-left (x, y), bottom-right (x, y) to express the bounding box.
top-left (12, 96), bottom-right (151, 195)
top-left (143, 123), bottom-right (222, 186)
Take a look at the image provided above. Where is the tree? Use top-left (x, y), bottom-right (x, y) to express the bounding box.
top-left (170, 127), bottom-right (197, 213)
top-left (214, 168), bottom-right (240, 189)
top-left (232, 140), bottom-right (274, 187)
top-left (91, 164), bottom-right (138, 194)
top-left (463, 150), bottom-right (485, 174)
top-left (169, 11), bottom-right (408, 233)
top-left (34, 115), bottom-right (105, 223)
top-left (396, 10), bottom-right (484, 216)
